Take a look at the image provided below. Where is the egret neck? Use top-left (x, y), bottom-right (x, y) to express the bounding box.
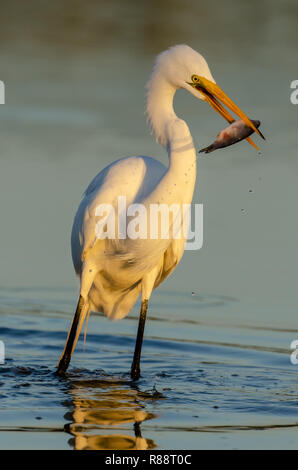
top-left (146, 72), bottom-right (197, 208)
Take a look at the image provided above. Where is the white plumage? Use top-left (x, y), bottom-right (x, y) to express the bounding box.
top-left (58, 45), bottom-right (261, 377)
top-left (71, 45), bottom-right (210, 325)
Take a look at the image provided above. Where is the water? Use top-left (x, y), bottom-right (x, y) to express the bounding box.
top-left (0, 0), bottom-right (298, 450)
top-left (0, 287), bottom-right (298, 450)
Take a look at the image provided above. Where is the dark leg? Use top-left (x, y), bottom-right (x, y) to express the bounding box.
top-left (57, 295), bottom-right (84, 375)
top-left (131, 299), bottom-right (148, 380)
top-left (134, 421), bottom-right (142, 438)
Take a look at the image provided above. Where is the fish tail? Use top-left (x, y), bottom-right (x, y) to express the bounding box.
top-left (199, 145), bottom-right (215, 154)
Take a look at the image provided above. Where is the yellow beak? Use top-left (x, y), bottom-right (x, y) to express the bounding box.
top-left (192, 76), bottom-right (265, 150)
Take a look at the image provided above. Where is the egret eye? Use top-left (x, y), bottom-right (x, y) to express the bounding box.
top-left (191, 74), bottom-right (200, 84)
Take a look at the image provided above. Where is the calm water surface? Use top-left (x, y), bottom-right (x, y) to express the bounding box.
top-left (0, 0), bottom-right (298, 450)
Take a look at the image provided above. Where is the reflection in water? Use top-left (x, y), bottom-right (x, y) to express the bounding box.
top-left (63, 374), bottom-right (157, 450)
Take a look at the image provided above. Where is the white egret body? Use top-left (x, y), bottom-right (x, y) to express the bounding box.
top-left (57, 45), bottom-right (263, 378)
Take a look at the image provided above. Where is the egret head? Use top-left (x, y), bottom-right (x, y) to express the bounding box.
top-left (147, 45), bottom-right (264, 144)
top-left (152, 44), bottom-right (215, 91)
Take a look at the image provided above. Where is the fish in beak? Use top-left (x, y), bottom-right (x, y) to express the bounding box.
top-left (190, 76), bottom-right (265, 150)
top-left (199, 119), bottom-right (261, 154)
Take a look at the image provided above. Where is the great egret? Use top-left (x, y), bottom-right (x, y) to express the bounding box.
top-left (57, 45), bottom-right (263, 379)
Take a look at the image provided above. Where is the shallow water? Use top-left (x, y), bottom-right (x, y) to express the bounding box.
top-left (1, 287), bottom-right (298, 450)
top-left (0, 0), bottom-right (298, 450)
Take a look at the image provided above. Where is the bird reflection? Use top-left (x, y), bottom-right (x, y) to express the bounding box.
top-left (63, 374), bottom-right (157, 450)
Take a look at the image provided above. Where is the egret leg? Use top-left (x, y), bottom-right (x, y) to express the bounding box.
top-left (131, 299), bottom-right (148, 380)
top-left (57, 295), bottom-right (84, 374)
